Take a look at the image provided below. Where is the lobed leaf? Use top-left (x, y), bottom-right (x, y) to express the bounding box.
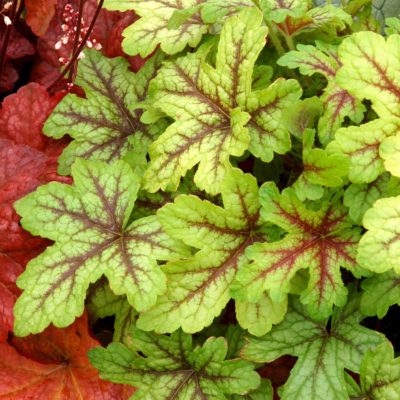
top-left (89, 327), bottom-right (261, 399)
top-left (242, 294), bottom-right (384, 400)
top-left (44, 50), bottom-right (166, 175)
top-left (13, 159), bottom-right (187, 336)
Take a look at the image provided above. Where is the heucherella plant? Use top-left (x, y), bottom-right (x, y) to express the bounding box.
top-left (11, 0), bottom-right (400, 399)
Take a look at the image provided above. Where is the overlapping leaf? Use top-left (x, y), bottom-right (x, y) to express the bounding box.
top-left (138, 169), bottom-right (275, 334)
top-left (330, 31), bottom-right (400, 183)
top-left (25, 0), bottom-right (57, 36)
top-left (357, 196), bottom-right (400, 274)
top-left (292, 130), bottom-right (349, 200)
top-left (0, 313), bottom-right (133, 399)
top-left (13, 159), bottom-right (187, 336)
top-left (278, 41), bottom-right (365, 145)
top-left (242, 295), bottom-right (384, 400)
top-left (233, 182), bottom-right (364, 319)
top-left (89, 327), bottom-right (260, 399)
top-left (44, 49), bottom-right (166, 175)
top-left (361, 271), bottom-right (400, 318)
top-left (143, 9), bottom-right (268, 194)
top-left (346, 341), bottom-right (400, 400)
top-left (344, 174), bottom-right (400, 224)
top-left (105, 0), bottom-right (256, 57)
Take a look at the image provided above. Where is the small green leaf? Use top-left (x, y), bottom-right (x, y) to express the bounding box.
top-left (361, 271), bottom-right (400, 318)
top-left (13, 159), bottom-right (187, 336)
top-left (229, 379), bottom-right (273, 400)
top-left (357, 196), bottom-right (400, 274)
top-left (278, 42), bottom-right (365, 145)
top-left (355, 340), bottom-right (400, 400)
top-left (260, 0), bottom-right (308, 23)
top-left (44, 50), bottom-right (166, 175)
top-left (242, 294), bottom-right (384, 400)
top-left (344, 174), bottom-right (400, 224)
top-left (89, 328), bottom-right (261, 399)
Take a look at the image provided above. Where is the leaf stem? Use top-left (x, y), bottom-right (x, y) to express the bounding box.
top-left (266, 22), bottom-right (285, 56)
top-left (48, 0), bottom-right (104, 93)
top-left (68, 0), bottom-right (85, 83)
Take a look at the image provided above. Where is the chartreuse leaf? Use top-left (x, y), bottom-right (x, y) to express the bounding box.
top-left (361, 271), bottom-right (400, 319)
top-left (233, 182), bottom-right (364, 319)
top-left (357, 196), bottom-right (400, 274)
top-left (138, 168), bottom-right (273, 334)
top-left (44, 50), bottom-right (166, 175)
top-left (235, 292), bottom-right (287, 337)
top-left (242, 294), bottom-right (384, 400)
top-left (293, 129), bottom-right (349, 201)
top-left (13, 159), bottom-right (187, 336)
top-left (89, 327), bottom-right (261, 399)
top-left (347, 341), bottom-right (400, 400)
top-left (331, 32), bottom-right (400, 182)
top-left (144, 8), bottom-right (269, 194)
top-left (201, 0), bottom-right (255, 24)
top-left (344, 174), bottom-right (400, 224)
top-left (380, 134), bottom-right (400, 177)
top-left (278, 41), bottom-right (365, 145)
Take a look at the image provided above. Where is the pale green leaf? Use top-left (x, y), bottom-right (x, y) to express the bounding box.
top-left (357, 196), bottom-right (400, 274)
top-left (89, 328), bottom-right (261, 399)
top-left (242, 294), bottom-right (384, 400)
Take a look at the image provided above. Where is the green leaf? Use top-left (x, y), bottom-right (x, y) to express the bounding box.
top-left (330, 32), bottom-right (400, 181)
top-left (357, 196), bottom-right (400, 274)
top-left (380, 134), bottom-right (400, 177)
top-left (89, 328), bottom-right (261, 399)
top-left (138, 168), bottom-right (271, 333)
top-left (201, 0), bottom-right (255, 24)
top-left (293, 130), bottom-right (349, 201)
top-left (278, 41), bottom-right (365, 145)
top-left (246, 78), bottom-right (302, 163)
top-left (13, 159), bottom-right (187, 336)
top-left (86, 280), bottom-right (136, 343)
top-left (242, 294), bottom-right (384, 400)
top-left (229, 379), bottom-right (273, 400)
top-left (120, 0), bottom-right (210, 57)
top-left (361, 271), bottom-right (400, 318)
top-left (344, 174), bottom-right (400, 224)
top-left (260, 0), bottom-right (308, 23)
top-left (357, 341), bottom-right (400, 400)
top-left (44, 50), bottom-right (166, 175)
top-left (329, 119), bottom-right (400, 184)
top-left (236, 292), bottom-right (287, 337)
top-left (144, 8), bottom-right (268, 194)
top-left (233, 182), bottom-right (364, 319)
top-left (385, 17), bottom-right (400, 34)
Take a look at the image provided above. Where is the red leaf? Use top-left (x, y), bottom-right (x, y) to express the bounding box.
top-left (0, 84), bottom-right (70, 340)
top-left (0, 83), bottom-right (62, 150)
top-left (0, 313), bottom-right (134, 399)
top-left (25, 0), bottom-right (58, 36)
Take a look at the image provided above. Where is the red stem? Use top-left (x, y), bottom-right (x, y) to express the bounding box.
top-left (68, 0), bottom-right (85, 83)
top-left (48, 0), bottom-right (104, 93)
top-left (0, 0), bottom-right (18, 87)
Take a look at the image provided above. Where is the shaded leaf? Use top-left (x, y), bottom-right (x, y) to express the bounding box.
top-left (242, 294), bottom-right (384, 400)
top-left (89, 327), bottom-right (261, 399)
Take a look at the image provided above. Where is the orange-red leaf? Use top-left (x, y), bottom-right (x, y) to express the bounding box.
top-left (25, 0), bottom-right (58, 36)
top-left (0, 313), bottom-right (134, 399)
